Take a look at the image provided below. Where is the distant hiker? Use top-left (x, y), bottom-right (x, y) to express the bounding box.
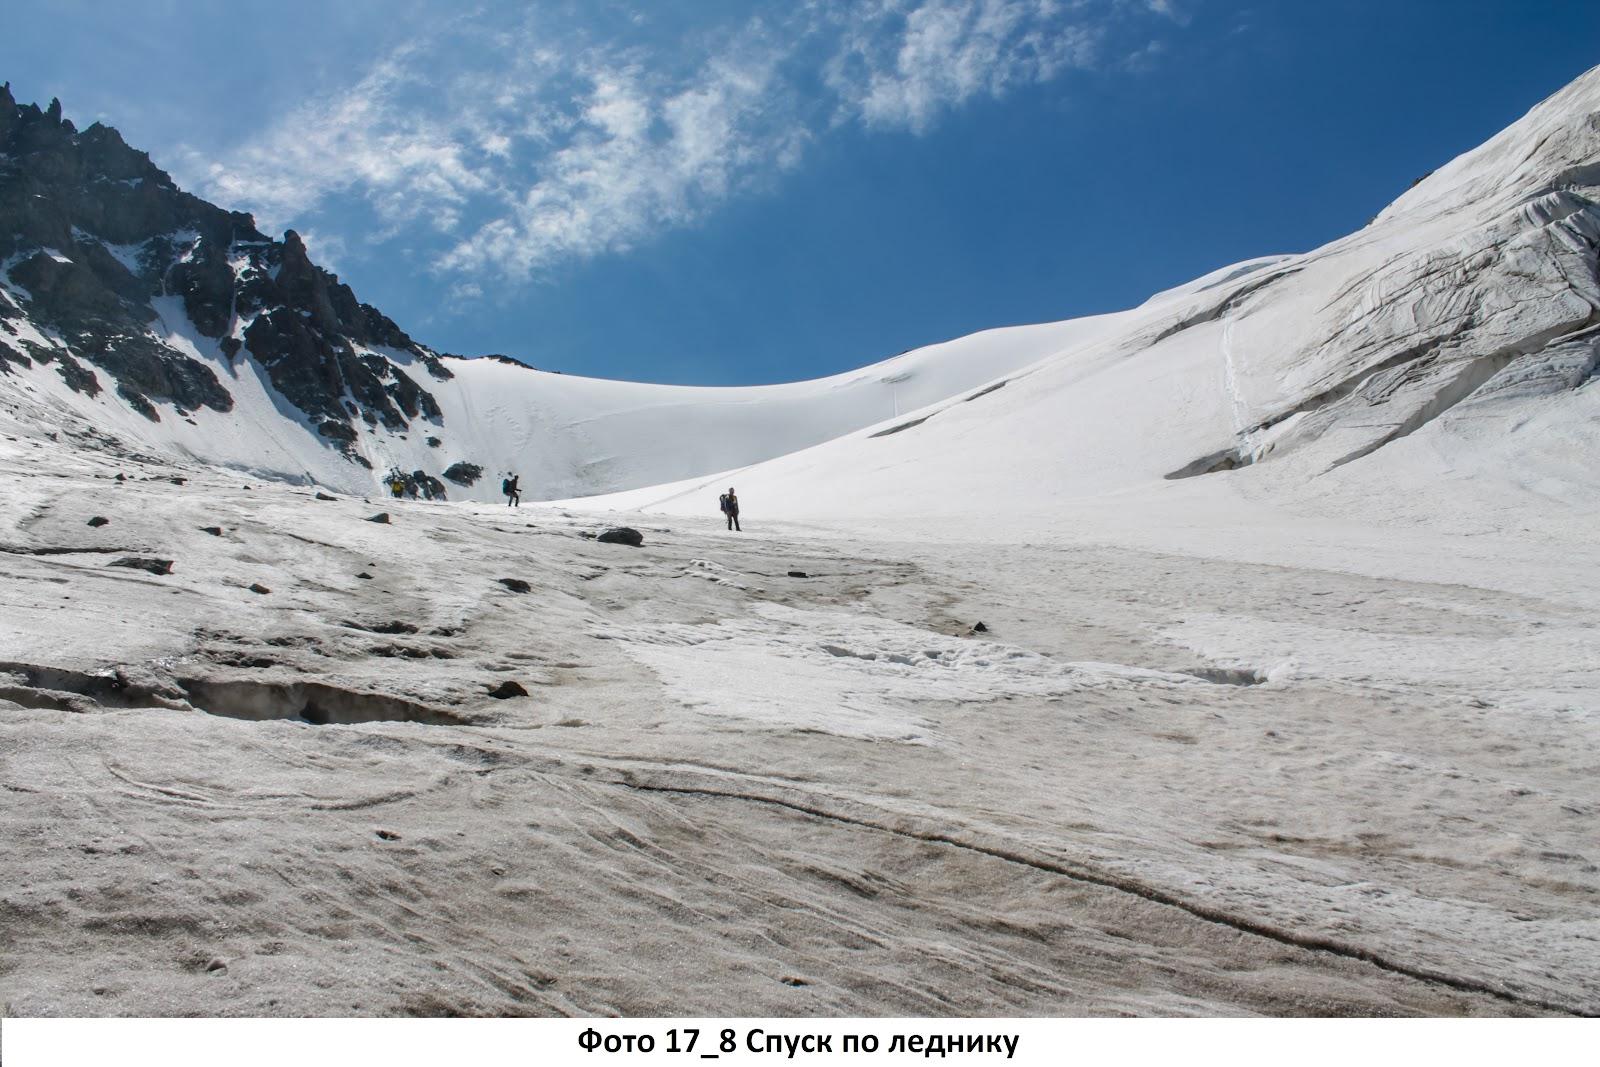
top-left (503, 474), bottom-right (521, 507)
top-left (719, 487), bottom-right (741, 532)
top-left (388, 473), bottom-right (405, 498)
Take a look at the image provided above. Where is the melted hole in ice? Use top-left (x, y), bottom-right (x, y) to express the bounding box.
top-left (1181, 667), bottom-right (1267, 687)
top-left (340, 620), bottom-right (420, 635)
top-left (177, 678), bottom-right (470, 726)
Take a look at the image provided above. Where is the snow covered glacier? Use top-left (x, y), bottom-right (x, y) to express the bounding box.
top-left (4, 67), bottom-right (1598, 515)
top-left (593, 65), bottom-right (1600, 542)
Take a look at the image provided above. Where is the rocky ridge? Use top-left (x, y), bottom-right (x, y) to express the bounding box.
top-left (0, 84), bottom-right (451, 463)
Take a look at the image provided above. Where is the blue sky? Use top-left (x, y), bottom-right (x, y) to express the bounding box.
top-left (4, 1), bottom-right (1598, 384)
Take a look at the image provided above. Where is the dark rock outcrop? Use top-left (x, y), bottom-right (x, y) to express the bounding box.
top-left (411, 470), bottom-right (447, 501)
top-left (0, 83), bottom-right (454, 457)
top-left (0, 337), bottom-right (31, 373)
top-left (442, 461), bottom-right (482, 486)
top-left (596, 527), bottom-right (644, 547)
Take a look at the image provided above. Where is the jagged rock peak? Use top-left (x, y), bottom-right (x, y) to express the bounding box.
top-left (0, 90), bottom-right (454, 450)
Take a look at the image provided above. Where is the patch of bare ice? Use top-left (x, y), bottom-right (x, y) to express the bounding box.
top-left (607, 603), bottom-right (1216, 744)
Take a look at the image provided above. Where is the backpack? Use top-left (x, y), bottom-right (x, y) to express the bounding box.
top-left (502, 478), bottom-right (512, 495)
top-left (719, 493), bottom-right (730, 514)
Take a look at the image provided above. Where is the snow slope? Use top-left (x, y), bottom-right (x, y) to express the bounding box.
top-left (583, 66), bottom-right (1600, 575)
top-left (426, 309), bottom-right (1133, 500)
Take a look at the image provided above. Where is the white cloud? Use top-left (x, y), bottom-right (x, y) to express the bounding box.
top-left (825, 0), bottom-right (1102, 134)
top-left (439, 31), bottom-right (807, 277)
top-left (182, 48), bottom-right (497, 240)
top-left (1143, 0), bottom-right (1191, 24)
top-left (175, 1), bottom-right (1178, 285)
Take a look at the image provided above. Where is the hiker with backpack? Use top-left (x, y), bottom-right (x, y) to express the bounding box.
top-left (503, 474), bottom-right (521, 507)
top-left (719, 487), bottom-right (741, 532)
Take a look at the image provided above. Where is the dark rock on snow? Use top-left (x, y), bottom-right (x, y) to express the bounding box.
top-left (442, 461), bottom-right (483, 487)
top-left (787, 570), bottom-right (808, 578)
top-left (366, 513), bottom-right (390, 524)
top-left (487, 680), bottom-right (528, 700)
top-left (596, 527), bottom-right (644, 547)
top-left (248, 583), bottom-right (270, 595)
top-left (383, 469), bottom-right (449, 501)
top-left (497, 578), bottom-right (531, 594)
top-left (86, 516), bottom-right (109, 527)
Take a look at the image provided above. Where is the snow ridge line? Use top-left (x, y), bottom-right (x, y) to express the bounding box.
top-left (618, 777), bottom-right (1590, 1017)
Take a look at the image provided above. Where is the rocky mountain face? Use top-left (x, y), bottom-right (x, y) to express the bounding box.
top-left (0, 84), bottom-right (450, 461)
